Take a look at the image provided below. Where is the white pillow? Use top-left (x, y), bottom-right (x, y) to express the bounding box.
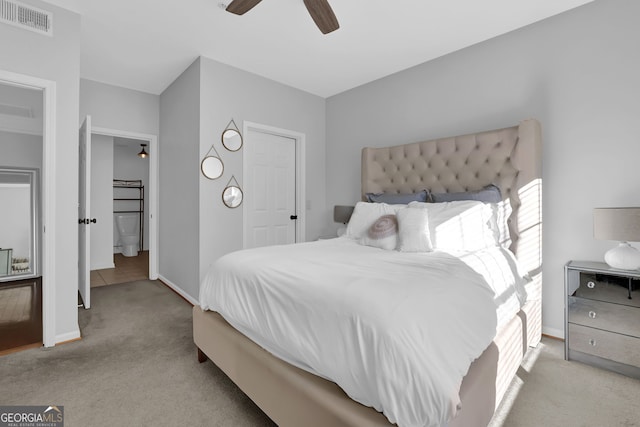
top-left (396, 208), bottom-right (433, 252)
top-left (491, 199), bottom-right (513, 248)
top-left (345, 201), bottom-right (403, 240)
top-left (408, 200), bottom-right (498, 252)
top-left (359, 214), bottom-right (398, 250)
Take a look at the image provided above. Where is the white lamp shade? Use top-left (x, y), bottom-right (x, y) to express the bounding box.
top-left (594, 207), bottom-right (640, 270)
top-left (593, 207), bottom-right (640, 242)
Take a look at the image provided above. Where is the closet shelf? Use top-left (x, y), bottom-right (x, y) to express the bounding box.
top-left (113, 179), bottom-right (144, 188)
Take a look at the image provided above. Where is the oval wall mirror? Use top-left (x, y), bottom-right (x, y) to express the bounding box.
top-left (201, 156), bottom-right (224, 180)
top-left (222, 128), bottom-right (243, 152)
top-left (222, 185), bottom-right (243, 208)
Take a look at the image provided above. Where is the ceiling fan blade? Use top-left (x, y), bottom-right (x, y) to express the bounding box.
top-left (303, 0), bottom-right (340, 34)
top-left (225, 0), bottom-right (263, 15)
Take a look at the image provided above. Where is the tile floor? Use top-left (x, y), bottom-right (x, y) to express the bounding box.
top-left (90, 251), bottom-right (149, 287)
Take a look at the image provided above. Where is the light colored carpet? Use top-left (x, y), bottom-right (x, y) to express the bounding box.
top-left (0, 280), bottom-right (275, 427)
top-left (490, 336), bottom-right (640, 427)
top-left (1, 280), bottom-right (639, 426)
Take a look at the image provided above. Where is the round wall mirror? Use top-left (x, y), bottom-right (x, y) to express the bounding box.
top-left (201, 156), bottom-right (224, 180)
top-left (222, 185), bottom-right (243, 208)
top-left (222, 129), bottom-right (243, 152)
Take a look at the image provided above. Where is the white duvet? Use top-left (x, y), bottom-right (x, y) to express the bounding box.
top-left (199, 238), bottom-right (528, 427)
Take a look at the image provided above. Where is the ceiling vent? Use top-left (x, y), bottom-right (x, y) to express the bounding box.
top-left (0, 0), bottom-right (52, 36)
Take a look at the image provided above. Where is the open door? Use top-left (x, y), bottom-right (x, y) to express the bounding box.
top-left (78, 116), bottom-right (92, 309)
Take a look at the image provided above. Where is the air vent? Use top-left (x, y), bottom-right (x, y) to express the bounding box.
top-left (0, 0), bottom-right (52, 36)
top-left (0, 102), bottom-right (34, 118)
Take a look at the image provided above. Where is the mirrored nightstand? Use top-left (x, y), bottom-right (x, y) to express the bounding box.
top-left (565, 261), bottom-right (640, 379)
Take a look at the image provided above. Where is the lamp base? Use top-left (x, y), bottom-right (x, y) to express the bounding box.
top-left (604, 242), bottom-right (640, 270)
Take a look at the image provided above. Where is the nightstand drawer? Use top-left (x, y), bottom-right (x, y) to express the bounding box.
top-left (568, 323), bottom-right (640, 367)
top-left (569, 297), bottom-right (640, 338)
top-left (574, 273), bottom-right (640, 307)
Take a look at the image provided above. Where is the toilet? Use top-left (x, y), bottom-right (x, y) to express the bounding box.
top-left (115, 214), bottom-right (139, 257)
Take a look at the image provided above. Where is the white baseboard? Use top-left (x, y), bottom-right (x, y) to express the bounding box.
top-left (55, 329), bottom-right (81, 345)
top-left (158, 274), bottom-right (199, 306)
top-left (542, 326), bottom-right (564, 340)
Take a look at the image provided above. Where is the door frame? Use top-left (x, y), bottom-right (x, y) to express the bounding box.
top-left (0, 69), bottom-right (56, 347)
top-left (242, 121), bottom-right (306, 248)
top-left (91, 126), bottom-right (159, 279)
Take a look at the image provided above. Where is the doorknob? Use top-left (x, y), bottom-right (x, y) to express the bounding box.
top-left (78, 218), bottom-right (97, 224)
top-left (290, 215), bottom-right (298, 220)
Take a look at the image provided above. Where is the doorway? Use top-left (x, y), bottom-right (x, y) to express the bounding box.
top-left (91, 137), bottom-right (151, 286)
top-left (243, 122), bottom-right (306, 249)
top-left (78, 120), bottom-right (159, 309)
top-left (0, 69), bottom-right (55, 348)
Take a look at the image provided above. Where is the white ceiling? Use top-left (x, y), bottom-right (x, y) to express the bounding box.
top-left (41, 0), bottom-right (593, 98)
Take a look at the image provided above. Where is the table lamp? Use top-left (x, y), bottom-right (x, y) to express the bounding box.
top-left (593, 207), bottom-right (640, 270)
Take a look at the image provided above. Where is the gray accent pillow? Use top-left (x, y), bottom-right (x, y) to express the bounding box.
top-left (366, 190), bottom-right (430, 204)
top-left (430, 184), bottom-right (502, 203)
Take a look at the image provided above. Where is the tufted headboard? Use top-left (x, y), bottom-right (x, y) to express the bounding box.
top-left (361, 119), bottom-right (542, 281)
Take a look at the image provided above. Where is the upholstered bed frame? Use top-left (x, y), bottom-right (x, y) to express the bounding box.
top-left (193, 119), bottom-right (542, 427)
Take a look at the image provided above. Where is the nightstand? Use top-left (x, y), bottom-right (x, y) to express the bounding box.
top-left (565, 261), bottom-right (640, 379)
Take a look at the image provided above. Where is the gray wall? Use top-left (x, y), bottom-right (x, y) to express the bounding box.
top-left (0, 0), bottom-right (81, 342)
top-left (0, 83), bottom-right (43, 135)
top-left (158, 59), bottom-right (201, 298)
top-left (80, 79), bottom-right (159, 135)
top-left (157, 56), bottom-right (326, 302)
top-left (326, 0), bottom-right (640, 337)
top-left (0, 131), bottom-right (42, 169)
top-left (198, 57), bottom-right (326, 284)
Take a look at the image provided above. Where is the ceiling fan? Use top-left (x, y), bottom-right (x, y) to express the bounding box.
top-left (225, 0), bottom-right (340, 34)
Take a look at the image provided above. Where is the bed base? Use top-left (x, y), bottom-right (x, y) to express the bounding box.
top-left (193, 295), bottom-right (541, 427)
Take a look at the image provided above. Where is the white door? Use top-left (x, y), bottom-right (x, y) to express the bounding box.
top-left (78, 116), bottom-right (91, 309)
top-left (245, 131), bottom-right (296, 249)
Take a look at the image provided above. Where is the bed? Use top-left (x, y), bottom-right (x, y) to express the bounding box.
top-left (193, 119), bottom-right (542, 427)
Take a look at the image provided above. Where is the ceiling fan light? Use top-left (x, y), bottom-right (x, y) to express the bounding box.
top-left (138, 143), bottom-right (148, 158)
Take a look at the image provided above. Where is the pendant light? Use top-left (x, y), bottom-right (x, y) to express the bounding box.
top-left (138, 143), bottom-right (148, 158)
